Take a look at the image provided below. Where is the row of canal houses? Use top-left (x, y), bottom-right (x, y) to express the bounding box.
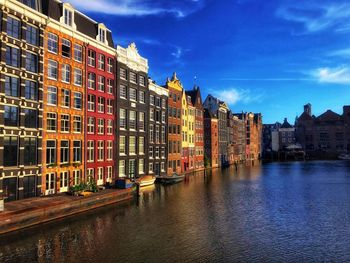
top-left (0, 0), bottom-right (262, 202)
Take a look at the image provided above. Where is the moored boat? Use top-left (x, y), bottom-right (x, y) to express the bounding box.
top-left (136, 175), bottom-right (156, 187)
top-left (338, 154), bottom-right (350, 160)
top-left (156, 173), bottom-right (185, 184)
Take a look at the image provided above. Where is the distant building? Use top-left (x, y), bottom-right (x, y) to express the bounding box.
top-left (227, 111), bottom-right (235, 165)
top-left (262, 122), bottom-right (281, 155)
top-left (296, 104), bottom-right (350, 159)
top-left (279, 118), bottom-right (296, 150)
top-left (232, 116), bottom-right (246, 162)
top-left (204, 109), bottom-right (219, 168)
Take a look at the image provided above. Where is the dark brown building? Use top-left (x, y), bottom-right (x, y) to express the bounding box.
top-left (204, 109), bottom-right (219, 168)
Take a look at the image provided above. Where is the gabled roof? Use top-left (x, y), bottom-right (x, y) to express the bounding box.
top-left (316, 110), bottom-right (342, 122)
top-left (281, 118), bottom-right (293, 128)
top-left (297, 112), bottom-right (314, 122)
top-left (204, 109), bottom-right (218, 119)
top-left (186, 86), bottom-right (203, 109)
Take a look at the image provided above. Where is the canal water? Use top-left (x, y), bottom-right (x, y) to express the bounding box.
top-left (1, 161), bottom-right (350, 262)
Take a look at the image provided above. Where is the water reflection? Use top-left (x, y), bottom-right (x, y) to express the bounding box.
top-left (1, 161), bottom-right (350, 262)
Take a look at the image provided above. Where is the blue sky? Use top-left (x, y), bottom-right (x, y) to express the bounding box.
top-left (67, 0), bottom-right (350, 123)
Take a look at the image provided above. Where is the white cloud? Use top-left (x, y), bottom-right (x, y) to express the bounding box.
top-left (213, 88), bottom-right (263, 105)
top-left (276, 3), bottom-right (350, 33)
top-left (313, 67), bottom-right (350, 84)
top-left (66, 0), bottom-right (203, 17)
top-left (328, 48), bottom-right (350, 58)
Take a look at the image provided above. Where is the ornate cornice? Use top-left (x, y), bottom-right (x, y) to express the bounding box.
top-left (116, 43), bottom-right (148, 73)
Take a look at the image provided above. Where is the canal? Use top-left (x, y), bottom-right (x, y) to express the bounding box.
top-left (1, 161), bottom-right (350, 262)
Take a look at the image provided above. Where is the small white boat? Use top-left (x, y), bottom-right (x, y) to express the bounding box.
top-left (136, 175), bottom-right (156, 187)
top-left (156, 173), bottom-right (185, 184)
top-left (338, 154), bottom-right (350, 160)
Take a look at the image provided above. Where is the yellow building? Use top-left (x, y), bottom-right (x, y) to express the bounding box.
top-left (181, 90), bottom-right (189, 172)
top-left (187, 96), bottom-right (196, 171)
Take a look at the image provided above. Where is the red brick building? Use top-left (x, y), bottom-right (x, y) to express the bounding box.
top-left (204, 109), bottom-right (219, 168)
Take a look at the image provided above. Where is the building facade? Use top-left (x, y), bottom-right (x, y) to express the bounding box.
top-left (165, 73), bottom-right (182, 175)
top-left (148, 80), bottom-right (168, 176)
top-left (204, 109), bottom-right (219, 168)
top-left (232, 115), bottom-right (246, 162)
top-left (0, 0), bottom-right (46, 201)
top-left (181, 89), bottom-right (189, 172)
top-left (116, 43), bottom-right (149, 178)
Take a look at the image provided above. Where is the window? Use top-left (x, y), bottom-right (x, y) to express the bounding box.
top-left (21, 0), bottom-right (37, 9)
top-left (139, 112), bottom-right (145, 131)
top-left (4, 136), bottom-right (18, 167)
top-left (139, 159), bottom-right (144, 174)
top-left (139, 137), bottom-right (144, 154)
top-left (130, 88), bottom-right (137, 101)
top-left (74, 68), bottom-right (82, 86)
top-left (25, 80), bottom-right (38, 101)
top-left (162, 99), bottom-right (166, 109)
top-left (162, 111), bottom-right (166, 123)
top-left (24, 109), bottom-right (37, 128)
top-left (26, 52), bottom-right (38, 73)
top-left (24, 137), bottom-right (37, 165)
top-left (161, 147), bottom-right (165, 158)
top-left (61, 38), bottom-right (71, 58)
top-left (47, 87), bottom-right (57, 105)
top-left (98, 119), bottom-right (104, 134)
top-left (98, 76), bottom-right (105, 91)
top-left (107, 79), bottom-right (113, 94)
top-left (129, 110), bottom-right (136, 130)
top-left (60, 171), bottom-right (69, 190)
top-left (107, 141), bottom-right (113, 160)
top-left (87, 117), bottom-right (94, 134)
top-left (7, 16), bottom-right (20, 39)
top-left (97, 167), bottom-right (104, 184)
top-left (48, 60), bottom-right (58, 79)
top-left (98, 54), bottom-right (105, 70)
top-left (47, 113), bottom-right (56, 131)
top-left (73, 116), bottom-right (81, 133)
top-left (62, 89), bottom-right (70, 107)
top-left (129, 160), bottom-right (136, 178)
top-left (139, 91), bottom-right (145, 103)
top-left (88, 73), bottom-right (96, 89)
top-left (139, 76), bottom-right (145, 86)
top-left (88, 95), bottom-right (95, 111)
top-left (98, 97), bottom-right (105, 113)
top-left (99, 27), bottom-right (106, 43)
top-left (47, 33), bottom-right (58, 53)
top-left (64, 8), bottom-right (73, 27)
top-left (46, 140), bottom-right (56, 165)
top-left (129, 136), bottom-right (136, 155)
top-left (107, 58), bottom-right (113, 73)
top-left (107, 120), bottom-right (113, 135)
top-left (150, 95), bottom-right (155, 105)
top-left (149, 146), bottom-right (153, 158)
top-left (6, 46), bottom-right (20, 68)
top-left (61, 64), bottom-right (71, 83)
top-left (73, 92), bottom-right (82, 109)
top-left (149, 125), bottom-right (154, 143)
top-left (120, 68), bottom-right (127, 80)
top-left (149, 163), bottom-right (153, 173)
top-left (88, 50), bottom-right (96, 67)
top-left (87, 168), bottom-right (94, 179)
top-left (161, 162), bottom-right (165, 172)
top-left (46, 173), bottom-right (55, 193)
top-left (74, 44), bottom-right (82, 62)
top-left (155, 147), bottom-right (159, 158)
top-left (107, 167), bottom-right (113, 181)
top-left (119, 160), bottom-right (126, 177)
top-left (26, 24), bottom-right (38, 46)
top-left (156, 126), bottom-right (160, 143)
top-left (98, 141), bottom-right (104, 161)
top-left (120, 136), bottom-right (126, 155)
top-left (120, 109), bottom-right (126, 129)
top-left (161, 127), bottom-right (166, 143)
top-left (156, 97), bottom-right (161, 107)
top-left (73, 170), bottom-right (81, 185)
top-left (5, 75), bottom-right (19, 97)
top-left (73, 141), bottom-right (81, 162)
top-left (130, 72), bottom-right (137, 83)
top-left (120, 85), bottom-right (127, 99)
top-left (60, 140), bottom-right (69, 164)
top-left (4, 106), bottom-right (18, 126)
top-left (107, 99), bottom-right (113, 114)
top-left (150, 108), bottom-right (154, 121)
top-left (87, 141), bottom-right (94, 162)
top-left (60, 114), bottom-right (70, 132)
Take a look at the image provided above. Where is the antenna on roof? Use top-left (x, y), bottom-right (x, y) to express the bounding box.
top-left (194, 76), bottom-right (197, 87)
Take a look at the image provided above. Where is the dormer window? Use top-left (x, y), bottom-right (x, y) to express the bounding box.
top-left (99, 28), bottom-right (106, 43)
top-left (64, 8), bottom-right (73, 27)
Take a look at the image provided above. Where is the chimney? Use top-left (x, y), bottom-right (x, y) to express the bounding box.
top-left (304, 103), bottom-right (312, 116)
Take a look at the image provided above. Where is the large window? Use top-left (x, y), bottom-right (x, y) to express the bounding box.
top-left (5, 76), bottom-right (19, 97)
top-left (74, 44), bottom-right (83, 62)
top-left (64, 8), bottom-right (73, 27)
top-left (120, 136), bottom-right (126, 155)
top-left (61, 64), bottom-right (71, 83)
top-left (4, 106), bottom-right (18, 126)
top-left (107, 58), bottom-right (113, 73)
top-left (107, 141), bottom-right (113, 160)
top-left (99, 28), bottom-right (106, 43)
top-left (139, 159), bottom-right (144, 174)
top-left (149, 125), bottom-right (154, 143)
top-left (88, 95), bottom-right (95, 111)
top-left (61, 39), bottom-right (71, 58)
top-left (88, 73), bottom-right (96, 89)
top-left (129, 136), bottom-right (136, 155)
top-left (48, 60), bottom-right (58, 80)
top-left (139, 112), bottom-right (145, 131)
top-left (98, 54), bottom-right (105, 70)
top-left (98, 141), bottom-right (104, 161)
top-left (107, 120), bottom-right (113, 135)
top-left (4, 136), bottom-right (18, 167)
top-left (25, 80), bottom-right (38, 101)
top-left (106, 99), bottom-right (113, 114)
top-left (60, 114), bottom-right (70, 133)
top-left (24, 137), bottom-right (37, 165)
top-left (119, 160), bottom-right (125, 177)
top-left (73, 170), bottom-right (81, 185)
top-left (26, 52), bottom-right (38, 73)
top-left (120, 109), bottom-right (126, 129)
top-left (98, 97), bottom-right (105, 113)
top-left (47, 33), bottom-right (58, 53)
top-left (130, 88), bottom-right (136, 101)
top-left (6, 46), bottom-right (20, 68)
top-left (21, 0), bottom-right (38, 9)
top-left (87, 141), bottom-right (94, 162)
top-left (107, 79), bottom-right (113, 94)
top-left (88, 50), bottom-right (95, 67)
top-left (139, 91), bottom-right (145, 103)
top-left (129, 110), bottom-right (136, 130)
top-left (139, 76), bottom-right (145, 86)
top-left (26, 25), bottom-right (38, 46)
top-left (130, 72), bottom-right (137, 83)
top-left (120, 85), bottom-right (127, 99)
top-left (98, 119), bottom-right (104, 134)
top-left (46, 140), bottom-right (56, 165)
top-left (139, 137), bottom-right (144, 154)
top-left (47, 86), bottom-right (57, 105)
top-left (7, 16), bottom-right (20, 39)
top-left (87, 117), bottom-right (94, 134)
top-left (120, 68), bottom-right (127, 80)
top-left (24, 108), bottom-right (37, 128)
top-left (62, 89), bottom-right (70, 107)
top-left (73, 140), bottom-right (81, 162)
top-left (47, 113), bottom-right (56, 131)
top-left (74, 68), bottom-right (82, 86)
top-left (73, 116), bottom-right (81, 133)
top-left (73, 92), bottom-right (82, 109)
top-left (60, 141), bottom-right (69, 164)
